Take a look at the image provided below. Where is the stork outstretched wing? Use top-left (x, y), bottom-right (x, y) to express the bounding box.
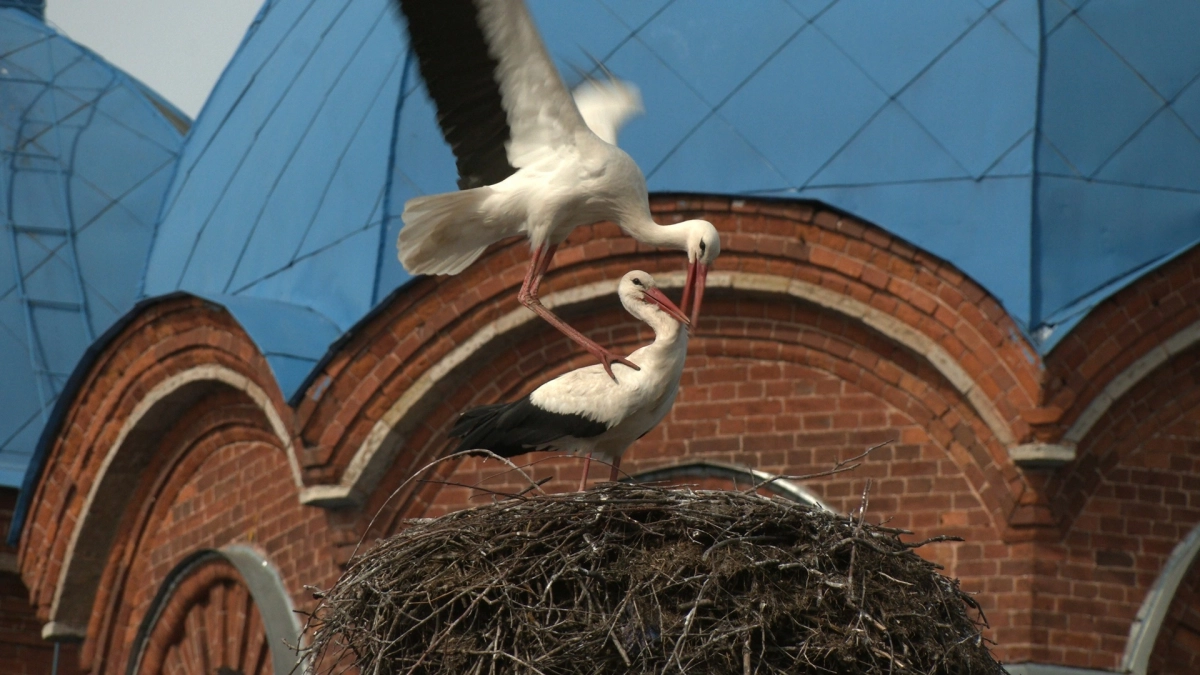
top-left (572, 76), bottom-right (643, 146)
top-left (395, 0), bottom-right (589, 188)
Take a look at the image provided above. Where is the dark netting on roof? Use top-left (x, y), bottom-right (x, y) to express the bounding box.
top-left (302, 483), bottom-right (1003, 674)
top-left (0, 8), bottom-right (185, 487)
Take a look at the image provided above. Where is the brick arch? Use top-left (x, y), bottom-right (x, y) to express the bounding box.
top-left (81, 392), bottom-right (293, 670)
top-left (356, 295), bottom-right (1033, 658)
top-left (14, 296), bottom-right (301, 641)
top-left (1049, 343), bottom-right (1200, 527)
top-left (126, 552), bottom-right (272, 675)
top-left (1041, 243), bottom-right (1200, 445)
top-left (1032, 344), bottom-right (1200, 670)
top-left (294, 196), bottom-right (1041, 508)
top-left (1143, 547), bottom-right (1200, 675)
top-left (365, 293), bottom-right (1019, 540)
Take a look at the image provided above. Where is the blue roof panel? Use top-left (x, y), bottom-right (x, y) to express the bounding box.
top-left (142, 0), bottom-right (1200, 426)
top-left (809, 101), bottom-right (971, 186)
top-left (527, 0), bottom-right (631, 74)
top-left (651, 113), bottom-right (790, 194)
top-left (1039, 15), bottom-right (1164, 179)
top-left (606, 36), bottom-right (711, 177)
top-left (640, 0), bottom-right (805, 107)
top-left (803, 177), bottom-right (1034, 323)
top-left (148, 0), bottom-right (408, 374)
top-left (596, 0), bottom-right (672, 30)
top-left (897, 14), bottom-right (1037, 178)
top-left (814, 0), bottom-right (985, 95)
top-left (1094, 110), bottom-right (1200, 193)
top-left (0, 8), bottom-right (186, 486)
top-left (717, 24), bottom-right (889, 188)
top-left (1076, 0), bottom-right (1200, 100)
top-left (1036, 177), bottom-right (1200, 319)
top-left (983, 131), bottom-right (1034, 178)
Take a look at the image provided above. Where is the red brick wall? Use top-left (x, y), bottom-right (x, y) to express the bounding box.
top-left (375, 299), bottom-right (1030, 659)
top-left (84, 391), bottom-right (342, 671)
top-left (1, 488), bottom-right (82, 675)
top-left (1030, 345), bottom-right (1200, 670)
top-left (10, 196), bottom-right (1200, 673)
top-left (1149, 555), bottom-right (1200, 674)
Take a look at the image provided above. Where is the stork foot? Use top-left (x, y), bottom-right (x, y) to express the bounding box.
top-left (592, 348), bottom-right (640, 383)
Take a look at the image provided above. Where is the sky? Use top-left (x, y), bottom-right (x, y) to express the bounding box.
top-left (45, 0), bottom-right (262, 119)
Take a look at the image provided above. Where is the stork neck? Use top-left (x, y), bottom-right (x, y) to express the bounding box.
top-left (643, 309), bottom-right (684, 344)
top-left (619, 213), bottom-right (689, 252)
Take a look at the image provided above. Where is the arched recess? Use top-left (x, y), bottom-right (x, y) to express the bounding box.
top-left (1062, 319), bottom-right (1200, 446)
top-left (304, 271), bottom-right (1019, 508)
top-left (295, 197), bottom-right (1041, 510)
top-left (1122, 523), bottom-right (1200, 674)
top-left (45, 364), bottom-right (302, 640)
top-left (1042, 243), bottom-right (1200, 446)
top-left (125, 546), bottom-right (300, 675)
top-left (369, 286), bottom-right (1018, 549)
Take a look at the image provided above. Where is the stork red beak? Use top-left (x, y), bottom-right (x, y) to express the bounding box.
top-left (644, 287), bottom-right (690, 326)
top-left (681, 261), bottom-right (709, 328)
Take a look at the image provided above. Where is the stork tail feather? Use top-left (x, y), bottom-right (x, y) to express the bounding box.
top-left (397, 187), bottom-right (506, 275)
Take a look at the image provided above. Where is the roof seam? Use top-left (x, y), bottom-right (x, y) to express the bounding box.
top-left (223, 0), bottom-right (393, 293)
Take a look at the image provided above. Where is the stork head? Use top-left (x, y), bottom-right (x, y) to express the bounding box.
top-left (619, 270), bottom-right (690, 330)
top-left (680, 220), bottom-right (720, 328)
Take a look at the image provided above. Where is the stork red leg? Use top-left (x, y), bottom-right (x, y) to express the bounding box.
top-left (608, 456), bottom-right (621, 482)
top-left (578, 453), bottom-right (592, 491)
top-left (518, 243), bottom-right (639, 381)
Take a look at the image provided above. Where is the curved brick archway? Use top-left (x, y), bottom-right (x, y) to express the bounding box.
top-left (11, 195), bottom-right (1200, 673)
top-left (128, 553), bottom-right (272, 675)
top-left (1039, 245), bottom-right (1200, 446)
top-left (80, 390), bottom-right (315, 671)
top-left (349, 293), bottom-right (1034, 658)
top-left (293, 197), bottom-right (1042, 515)
top-left (15, 297), bottom-right (301, 641)
top-left (1146, 554), bottom-right (1200, 675)
top-left (1031, 344), bottom-right (1200, 670)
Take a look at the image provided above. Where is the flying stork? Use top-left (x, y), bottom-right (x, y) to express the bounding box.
top-left (393, 0), bottom-right (720, 380)
top-left (451, 270), bottom-right (689, 490)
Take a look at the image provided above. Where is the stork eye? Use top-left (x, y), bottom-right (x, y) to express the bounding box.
top-left (632, 278), bottom-right (644, 288)
top-left (699, 241), bottom-right (707, 252)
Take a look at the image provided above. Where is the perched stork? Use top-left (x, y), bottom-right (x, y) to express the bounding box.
top-left (451, 271), bottom-right (689, 490)
top-left (393, 0), bottom-right (720, 379)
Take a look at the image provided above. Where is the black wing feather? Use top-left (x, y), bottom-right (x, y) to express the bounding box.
top-left (451, 397), bottom-right (608, 457)
top-left (395, 0), bottom-right (517, 189)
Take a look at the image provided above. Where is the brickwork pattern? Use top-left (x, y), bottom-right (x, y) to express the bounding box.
top-left (376, 309), bottom-right (1032, 660)
top-left (1148, 554), bottom-right (1200, 674)
top-left (1, 488), bottom-right (82, 675)
top-left (10, 196), bottom-right (1200, 673)
top-left (86, 392), bottom-right (340, 671)
top-left (1030, 346), bottom-right (1200, 670)
top-left (1044, 246), bottom-right (1200, 439)
top-left (131, 558), bottom-right (270, 675)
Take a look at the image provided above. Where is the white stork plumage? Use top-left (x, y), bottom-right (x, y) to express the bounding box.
top-left (451, 270), bottom-right (689, 489)
top-left (393, 0), bottom-right (720, 379)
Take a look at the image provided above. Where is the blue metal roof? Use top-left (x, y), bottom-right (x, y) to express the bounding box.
top-left (0, 1), bottom-right (42, 19)
top-left (144, 0), bottom-right (1200, 394)
top-left (143, 0), bottom-right (409, 398)
top-left (0, 8), bottom-right (187, 487)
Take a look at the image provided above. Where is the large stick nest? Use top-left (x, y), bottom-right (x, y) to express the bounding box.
top-left (302, 483), bottom-right (1003, 674)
